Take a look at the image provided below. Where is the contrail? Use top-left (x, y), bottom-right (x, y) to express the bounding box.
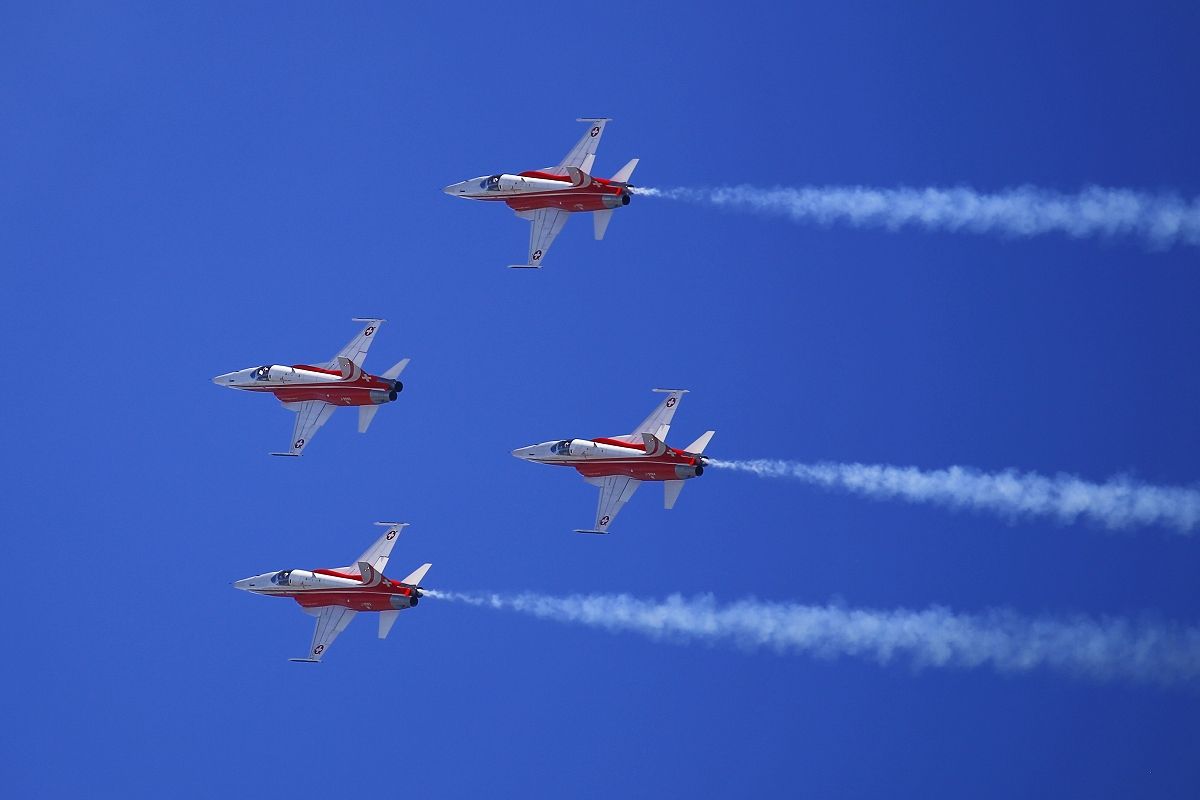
top-left (709, 459), bottom-right (1200, 533)
top-left (424, 590), bottom-right (1200, 686)
top-left (630, 185), bottom-right (1200, 249)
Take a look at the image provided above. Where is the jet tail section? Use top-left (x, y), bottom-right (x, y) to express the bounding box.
top-left (641, 432), bottom-right (668, 456)
top-left (336, 356), bottom-right (362, 381)
top-left (357, 561), bottom-right (383, 587)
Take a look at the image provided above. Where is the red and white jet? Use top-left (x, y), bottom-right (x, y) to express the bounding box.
top-left (442, 118), bottom-right (638, 268)
top-left (234, 522), bottom-right (432, 662)
top-left (512, 390), bottom-right (715, 533)
top-left (212, 318), bottom-right (409, 456)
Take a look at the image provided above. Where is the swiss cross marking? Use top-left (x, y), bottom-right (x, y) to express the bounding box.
top-left (599, 515), bottom-right (610, 526)
top-left (294, 438), bottom-right (305, 449)
top-left (532, 249), bottom-right (543, 260)
top-left (590, 126), bottom-right (600, 137)
top-left (313, 644), bottom-right (325, 655)
top-left (386, 530), bottom-right (396, 540)
top-left (665, 397), bottom-right (676, 408)
top-left (364, 326), bottom-right (375, 336)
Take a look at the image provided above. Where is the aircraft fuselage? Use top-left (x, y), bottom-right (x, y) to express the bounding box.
top-left (234, 567), bottom-right (421, 612)
top-left (444, 170), bottom-right (631, 213)
top-left (512, 437), bottom-right (705, 482)
top-left (213, 363), bottom-right (401, 407)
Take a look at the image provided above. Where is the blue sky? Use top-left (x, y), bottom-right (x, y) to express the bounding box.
top-left (3, 2), bottom-right (1200, 796)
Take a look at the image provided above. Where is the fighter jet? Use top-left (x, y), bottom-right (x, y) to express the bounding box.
top-left (212, 318), bottom-right (409, 456)
top-left (512, 390), bottom-right (715, 533)
top-left (443, 118), bottom-right (638, 268)
top-left (234, 522), bottom-right (432, 662)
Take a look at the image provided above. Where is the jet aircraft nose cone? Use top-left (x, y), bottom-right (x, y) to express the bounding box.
top-left (443, 180), bottom-right (471, 196)
top-left (233, 577), bottom-right (256, 591)
top-left (213, 372), bottom-right (237, 386)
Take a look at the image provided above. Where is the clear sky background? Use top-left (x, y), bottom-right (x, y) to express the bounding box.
top-left (3, 2), bottom-right (1200, 796)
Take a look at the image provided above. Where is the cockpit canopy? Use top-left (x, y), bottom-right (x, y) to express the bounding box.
top-left (550, 440), bottom-right (571, 455)
top-left (253, 366), bottom-right (271, 381)
top-left (270, 570), bottom-right (292, 586)
top-left (479, 174), bottom-right (502, 191)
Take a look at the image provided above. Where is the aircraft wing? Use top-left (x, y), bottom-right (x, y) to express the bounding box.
top-left (273, 401), bottom-right (336, 456)
top-left (547, 118), bottom-right (610, 176)
top-left (576, 475), bottom-right (641, 534)
top-left (291, 606), bottom-right (358, 662)
top-left (512, 208), bottom-right (569, 268)
top-left (344, 522), bottom-right (410, 575)
top-left (322, 318), bottom-right (385, 369)
top-left (629, 389), bottom-right (688, 441)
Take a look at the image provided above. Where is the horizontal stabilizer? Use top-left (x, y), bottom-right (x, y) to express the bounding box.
top-left (379, 610), bottom-right (401, 639)
top-left (664, 480), bottom-right (685, 510)
top-left (610, 157), bottom-right (639, 185)
top-left (685, 430), bottom-right (716, 454)
top-left (401, 563), bottom-right (432, 586)
top-left (270, 452), bottom-right (301, 458)
top-left (288, 658), bottom-right (320, 664)
top-left (573, 529), bottom-right (611, 535)
top-left (358, 405), bottom-right (380, 434)
top-left (382, 358), bottom-right (410, 381)
top-left (508, 264), bottom-right (543, 269)
top-left (594, 208), bottom-right (614, 240)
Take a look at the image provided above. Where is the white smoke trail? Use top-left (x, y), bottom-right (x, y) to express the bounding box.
top-left (629, 185), bottom-right (1200, 249)
top-left (709, 459), bottom-right (1200, 533)
top-left (424, 589), bottom-right (1200, 685)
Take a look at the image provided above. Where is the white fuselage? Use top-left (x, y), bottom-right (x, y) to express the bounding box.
top-left (511, 438), bottom-right (644, 465)
top-left (213, 364), bottom-right (345, 390)
top-left (234, 569), bottom-right (361, 595)
top-left (443, 173), bottom-right (577, 200)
